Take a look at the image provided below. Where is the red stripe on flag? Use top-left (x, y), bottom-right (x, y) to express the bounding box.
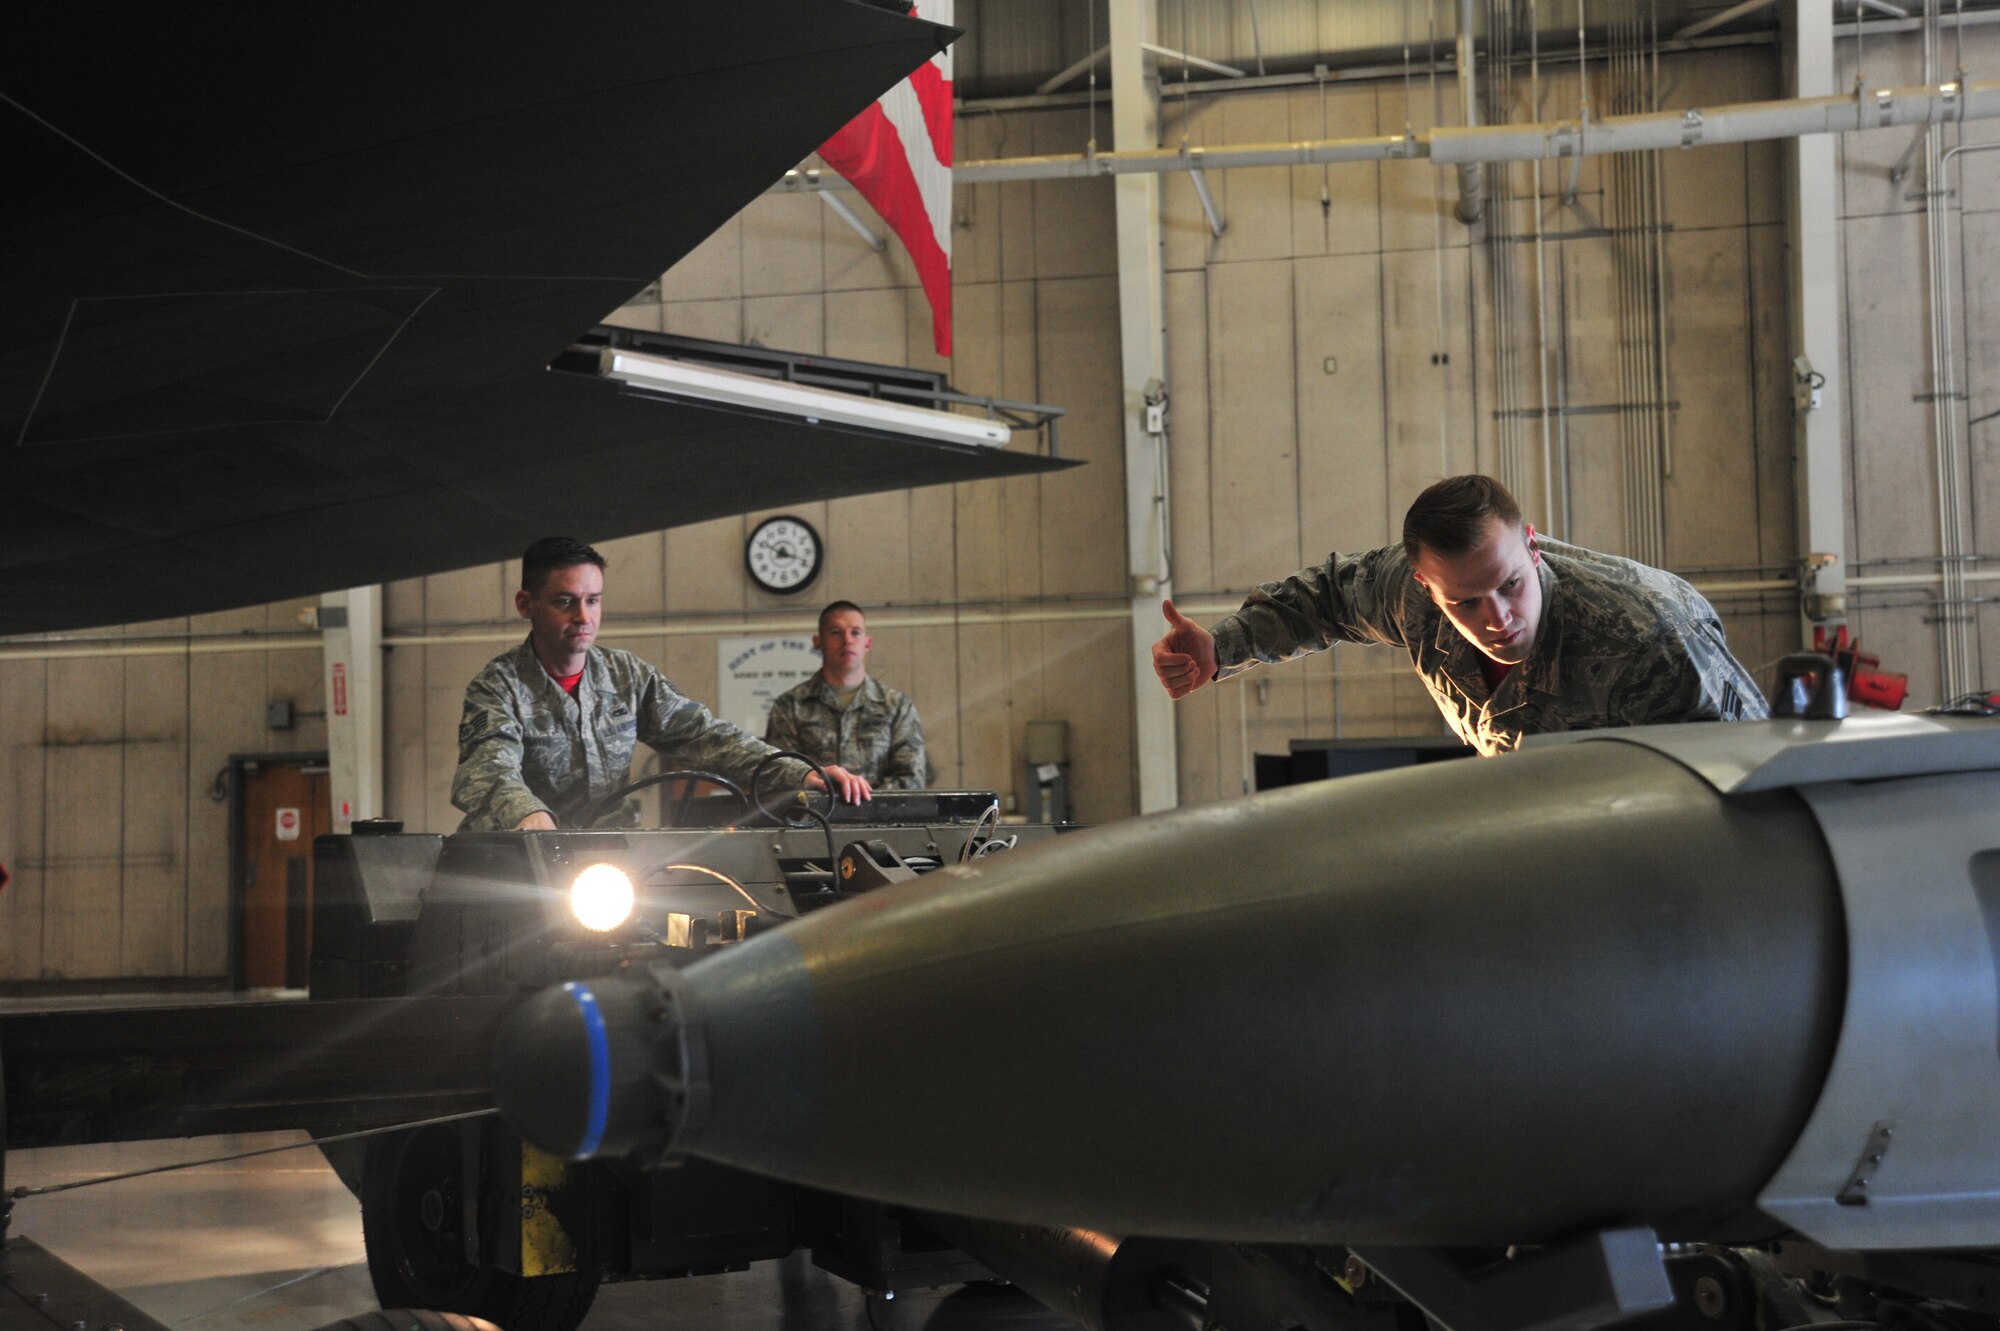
top-left (909, 62), bottom-right (954, 166)
top-left (820, 104), bottom-right (953, 357)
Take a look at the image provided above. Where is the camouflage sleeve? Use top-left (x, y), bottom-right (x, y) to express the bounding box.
top-left (636, 667), bottom-right (812, 794)
top-left (451, 672), bottom-right (553, 831)
top-left (763, 692), bottom-right (803, 752)
top-left (1211, 545), bottom-right (1418, 680)
top-left (879, 695), bottom-right (928, 790)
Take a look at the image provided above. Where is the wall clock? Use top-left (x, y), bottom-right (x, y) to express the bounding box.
top-left (745, 515), bottom-right (823, 594)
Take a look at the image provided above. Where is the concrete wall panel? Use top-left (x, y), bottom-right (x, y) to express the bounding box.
top-left (662, 298), bottom-right (744, 345)
top-left (1662, 229), bottom-right (1760, 570)
top-left (1560, 414), bottom-right (1630, 558)
top-left (121, 654), bottom-right (188, 977)
top-left (1836, 33), bottom-right (1925, 221)
top-left (1161, 95), bottom-right (1223, 273)
top-left (1038, 618), bottom-right (1133, 822)
top-left (1291, 82), bottom-right (1381, 259)
top-left (949, 283), bottom-right (1013, 603)
top-left (0, 661), bottom-right (47, 979)
top-left (1212, 90), bottom-right (1296, 264)
top-left (1843, 211), bottom-right (1940, 563)
top-left (1551, 234), bottom-right (1629, 551)
top-left (1033, 276), bottom-right (1125, 598)
top-left (741, 191), bottom-right (826, 299)
top-left (956, 116), bottom-right (1008, 287)
top-left (424, 563), bottom-right (506, 629)
top-left (1164, 269), bottom-right (1216, 592)
top-left (662, 216), bottom-right (743, 303)
top-left (42, 658), bottom-right (126, 979)
top-left (666, 518), bottom-right (750, 614)
top-left (603, 302), bottom-right (664, 334)
top-left (825, 185), bottom-right (923, 294)
top-left (185, 652), bottom-right (264, 977)
top-left (1294, 252), bottom-right (1389, 556)
top-left (599, 532), bottom-right (666, 617)
top-left (1170, 670), bottom-right (1225, 806)
top-left (1029, 110), bottom-right (1118, 280)
top-left (1745, 223), bottom-right (1798, 579)
top-left (1381, 247), bottom-right (1477, 511)
top-left (1376, 77), bottom-right (1474, 255)
top-left (951, 621), bottom-right (1012, 797)
top-left (745, 294), bottom-right (825, 356)
top-left (1206, 259), bottom-right (1300, 586)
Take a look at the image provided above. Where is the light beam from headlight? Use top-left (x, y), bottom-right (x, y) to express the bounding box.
top-left (570, 863), bottom-right (635, 932)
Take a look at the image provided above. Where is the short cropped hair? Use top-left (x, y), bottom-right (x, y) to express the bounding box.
top-left (1402, 475), bottom-right (1525, 562)
top-left (817, 600), bottom-right (865, 635)
top-left (520, 537), bottom-right (607, 594)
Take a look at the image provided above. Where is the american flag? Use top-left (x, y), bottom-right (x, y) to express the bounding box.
top-left (817, 0), bottom-right (954, 356)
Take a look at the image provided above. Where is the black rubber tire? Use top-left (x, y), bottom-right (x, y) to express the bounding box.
top-left (310, 1312), bottom-right (502, 1331)
top-left (360, 1124), bottom-right (600, 1331)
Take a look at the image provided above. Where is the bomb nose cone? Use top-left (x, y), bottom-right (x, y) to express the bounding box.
top-left (493, 977), bottom-right (692, 1160)
top-left (493, 982), bottom-right (601, 1157)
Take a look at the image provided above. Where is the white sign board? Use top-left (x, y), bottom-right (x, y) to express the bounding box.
top-left (275, 806), bottom-right (302, 841)
top-left (717, 635), bottom-right (822, 735)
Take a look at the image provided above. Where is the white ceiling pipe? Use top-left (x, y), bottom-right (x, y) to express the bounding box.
top-left (956, 136), bottom-right (1416, 182)
top-left (1454, 0), bottom-right (1485, 225)
top-left (945, 79), bottom-right (2000, 182)
top-left (1429, 80), bottom-right (2000, 161)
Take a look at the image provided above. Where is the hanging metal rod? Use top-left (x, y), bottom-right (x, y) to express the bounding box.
top-left (819, 191), bottom-right (885, 250)
top-left (1672, 0), bottom-right (1780, 43)
top-left (1035, 41), bottom-right (1246, 96)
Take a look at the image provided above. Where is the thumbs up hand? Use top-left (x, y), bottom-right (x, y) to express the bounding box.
top-left (1152, 600), bottom-right (1219, 698)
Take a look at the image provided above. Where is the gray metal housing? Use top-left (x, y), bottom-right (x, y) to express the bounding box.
top-left (1540, 715), bottom-right (2000, 1249)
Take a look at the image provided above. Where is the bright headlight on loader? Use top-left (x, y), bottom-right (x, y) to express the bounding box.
top-left (570, 863), bottom-right (635, 932)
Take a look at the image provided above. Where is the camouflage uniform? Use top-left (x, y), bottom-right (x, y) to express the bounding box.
top-left (763, 674), bottom-right (928, 789)
top-left (453, 637), bottom-right (810, 830)
top-left (1211, 537), bottom-right (1768, 756)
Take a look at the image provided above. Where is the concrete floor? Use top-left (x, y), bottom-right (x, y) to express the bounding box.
top-left (1, 992), bottom-right (1068, 1331)
top-left (5, 1133), bottom-right (1068, 1331)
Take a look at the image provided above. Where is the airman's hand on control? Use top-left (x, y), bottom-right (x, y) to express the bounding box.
top-left (807, 765), bottom-right (873, 804)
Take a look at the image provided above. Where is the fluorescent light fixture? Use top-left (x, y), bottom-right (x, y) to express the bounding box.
top-left (602, 348), bottom-right (1011, 449)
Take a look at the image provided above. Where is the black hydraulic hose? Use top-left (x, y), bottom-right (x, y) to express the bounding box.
top-left (751, 750), bottom-right (839, 873)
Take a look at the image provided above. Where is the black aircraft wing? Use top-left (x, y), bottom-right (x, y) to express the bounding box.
top-left (1, 1), bottom-right (1075, 636)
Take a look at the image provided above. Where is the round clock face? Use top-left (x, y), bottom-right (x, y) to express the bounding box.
top-left (745, 515), bottom-right (823, 594)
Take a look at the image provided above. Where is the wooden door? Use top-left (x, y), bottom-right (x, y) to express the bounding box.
top-left (239, 761), bottom-right (329, 989)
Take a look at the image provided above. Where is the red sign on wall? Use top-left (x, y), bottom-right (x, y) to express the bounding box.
top-left (332, 661), bottom-right (348, 717)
